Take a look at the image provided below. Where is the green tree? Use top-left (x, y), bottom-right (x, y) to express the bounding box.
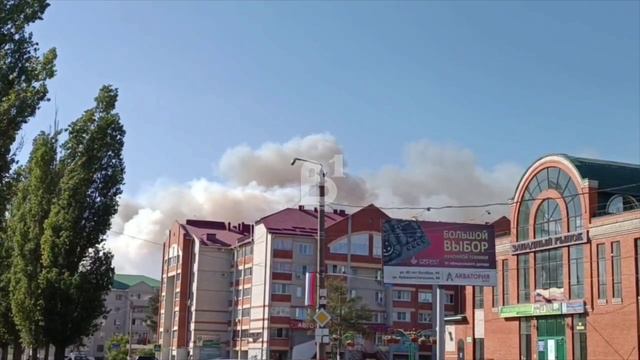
top-left (145, 291), bottom-right (159, 335)
top-left (8, 131), bottom-right (60, 359)
top-left (0, 0), bottom-right (57, 198)
top-left (0, 0), bottom-right (56, 357)
top-left (106, 335), bottom-right (129, 360)
top-left (308, 277), bottom-right (372, 357)
top-left (0, 169), bottom-right (24, 360)
top-left (137, 348), bottom-right (155, 357)
top-left (40, 85), bottom-right (126, 360)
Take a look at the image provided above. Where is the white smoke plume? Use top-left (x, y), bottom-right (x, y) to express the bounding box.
top-left (107, 134), bottom-right (523, 278)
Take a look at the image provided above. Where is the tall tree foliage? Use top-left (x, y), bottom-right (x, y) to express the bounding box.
top-left (40, 85), bottom-right (125, 360)
top-left (0, 170), bottom-right (22, 360)
top-left (145, 291), bottom-right (159, 335)
top-left (8, 131), bottom-right (59, 357)
top-left (0, 0), bottom-right (57, 197)
top-left (0, 0), bottom-right (56, 355)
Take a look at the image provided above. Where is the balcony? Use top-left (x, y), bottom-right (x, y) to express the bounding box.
top-left (273, 249), bottom-right (293, 259)
top-left (272, 272), bottom-right (292, 281)
top-left (271, 294), bottom-right (291, 302)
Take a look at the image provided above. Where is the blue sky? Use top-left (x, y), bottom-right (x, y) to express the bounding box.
top-left (25, 1), bottom-right (640, 195)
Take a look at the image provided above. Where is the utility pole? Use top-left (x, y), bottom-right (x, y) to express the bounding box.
top-left (291, 157), bottom-right (327, 360)
top-left (128, 299), bottom-right (134, 360)
top-left (317, 166), bottom-right (327, 360)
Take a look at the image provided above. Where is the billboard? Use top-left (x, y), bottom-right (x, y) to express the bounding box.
top-left (382, 219), bottom-right (496, 286)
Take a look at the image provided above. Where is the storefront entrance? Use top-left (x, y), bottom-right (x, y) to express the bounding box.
top-left (537, 317), bottom-right (566, 360)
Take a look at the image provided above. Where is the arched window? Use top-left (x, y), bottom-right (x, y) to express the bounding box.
top-left (517, 167), bottom-right (582, 241)
top-left (606, 194), bottom-right (640, 214)
top-left (534, 199), bottom-right (563, 238)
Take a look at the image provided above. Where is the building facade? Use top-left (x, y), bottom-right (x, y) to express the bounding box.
top-left (83, 274), bottom-right (160, 360)
top-left (450, 154), bottom-right (640, 360)
top-left (158, 220), bottom-right (251, 360)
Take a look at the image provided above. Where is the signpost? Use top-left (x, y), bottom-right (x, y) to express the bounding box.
top-left (382, 219), bottom-right (497, 360)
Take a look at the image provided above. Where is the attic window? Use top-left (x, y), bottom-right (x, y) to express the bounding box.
top-left (607, 195), bottom-right (640, 214)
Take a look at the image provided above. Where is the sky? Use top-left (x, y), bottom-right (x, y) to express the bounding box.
top-left (19, 1), bottom-right (640, 277)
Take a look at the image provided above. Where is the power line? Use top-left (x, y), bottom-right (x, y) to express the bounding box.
top-left (329, 182), bottom-right (640, 211)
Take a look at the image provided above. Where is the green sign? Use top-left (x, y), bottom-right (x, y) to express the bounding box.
top-left (153, 345), bottom-right (161, 353)
top-left (499, 304), bottom-right (534, 318)
top-left (500, 302), bottom-right (571, 318)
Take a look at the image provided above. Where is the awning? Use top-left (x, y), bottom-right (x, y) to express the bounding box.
top-left (292, 340), bottom-right (316, 360)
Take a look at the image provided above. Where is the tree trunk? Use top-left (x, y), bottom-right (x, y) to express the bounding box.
top-left (1, 344), bottom-right (8, 360)
top-left (11, 342), bottom-right (22, 360)
top-left (53, 346), bottom-right (65, 360)
top-left (31, 346), bottom-right (38, 360)
top-left (43, 346), bottom-right (49, 360)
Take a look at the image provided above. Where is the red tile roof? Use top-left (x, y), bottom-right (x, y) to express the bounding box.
top-left (257, 206), bottom-right (348, 237)
top-left (181, 219), bottom-right (251, 247)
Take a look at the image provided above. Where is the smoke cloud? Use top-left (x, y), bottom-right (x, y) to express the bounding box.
top-left (107, 134), bottom-right (522, 277)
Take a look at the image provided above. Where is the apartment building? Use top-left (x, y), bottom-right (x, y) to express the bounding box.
top-left (230, 206), bottom-right (348, 360)
top-left (450, 154), bottom-right (640, 360)
top-left (158, 219), bottom-right (251, 360)
top-left (83, 274), bottom-right (160, 360)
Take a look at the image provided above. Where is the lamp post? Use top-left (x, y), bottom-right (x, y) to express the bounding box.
top-left (291, 157), bottom-right (326, 360)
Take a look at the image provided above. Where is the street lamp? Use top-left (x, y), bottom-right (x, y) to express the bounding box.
top-left (291, 157), bottom-right (326, 360)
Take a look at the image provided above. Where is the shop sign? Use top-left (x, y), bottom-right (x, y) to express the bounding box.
top-left (500, 300), bottom-right (585, 318)
top-left (290, 320), bottom-right (315, 329)
top-left (499, 304), bottom-right (534, 318)
top-left (532, 302), bottom-right (562, 316)
top-left (511, 231), bottom-right (587, 255)
top-left (562, 300), bottom-right (585, 315)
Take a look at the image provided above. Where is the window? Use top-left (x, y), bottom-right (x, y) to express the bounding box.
top-left (273, 239), bottom-right (292, 250)
top-left (245, 245), bottom-right (253, 256)
top-left (96, 345), bottom-right (104, 353)
top-left (350, 289), bottom-right (357, 298)
top-left (418, 291), bottom-right (432, 303)
top-left (474, 338), bottom-right (484, 360)
top-left (492, 286), bottom-right (498, 308)
top-left (570, 245), bottom-right (585, 299)
top-left (394, 311), bottom-right (409, 322)
top-left (520, 318), bottom-right (531, 360)
top-left (393, 290), bottom-right (411, 301)
top-left (518, 255), bottom-right (530, 303)
top-left (115, 294), bottom-right (123, 301)
top-left (270, 328), bottom-right (289, 339)
top-left (418, 312), bottom-right (432, 323)
top-left (373, 234), bottom-right (382, 257)
top-left (176, 273), bottom-right (181, 282)
top-left (474, 286), bottom-right (484, 309)
top-left (351, 233), bottom-right (370, 255)
top-left (296, 286), bottom-right (302, 298)
top-left (502, 259), bottom-right (510, 305)
top-left (573, 314), bottom-right (588, 360)
top-left (597, 244), bottom-right (607, 300)
top-left (293, 308), bottom-right (308, 320)
top-left (376, 269), bottom-right (382, 281)
top-left (350, 267), bottom-right (358, 276)
top-left (375, 291), bottom-right (384, 304)
top-left (243, 267), bottom-right (253, 279)
top-left (243, 287), bottom-right (252, 298)
top-left (445, 293), bottom-right (455, 305)
top-left (612, 241), bottom-right (622, 299)
top-left (369, 312), bottom-right (383, 323)
top-left (273, 262), bottom-right (292, 273)
top-left (297, 243), bottom-right (313, 256)
top-left (241, 308), bottom-right (250, 318)
top-left (270, 307), bottom-right (290, 317)
top-left (518, 168), bottom-right (583, 241)
top-left (329, 264), bottom-right (346, 274)
top-left (535, 249), bottom-right (563, 290)
top-left (272, 283), bottom-right (290, 294)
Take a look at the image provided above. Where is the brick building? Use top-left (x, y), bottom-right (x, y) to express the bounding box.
top-left (450, 154), bottom-right (640, 360)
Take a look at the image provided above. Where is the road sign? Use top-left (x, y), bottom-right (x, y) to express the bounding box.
top-left (314, 309), bottom-right (331, 326)
top-left (111, 343), bottom-right (121, 352)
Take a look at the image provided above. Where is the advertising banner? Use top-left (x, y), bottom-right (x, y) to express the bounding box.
top-left (382, 219), bottom-right (496, 286)
top-left (499, 300), bottom-right (585, 318)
